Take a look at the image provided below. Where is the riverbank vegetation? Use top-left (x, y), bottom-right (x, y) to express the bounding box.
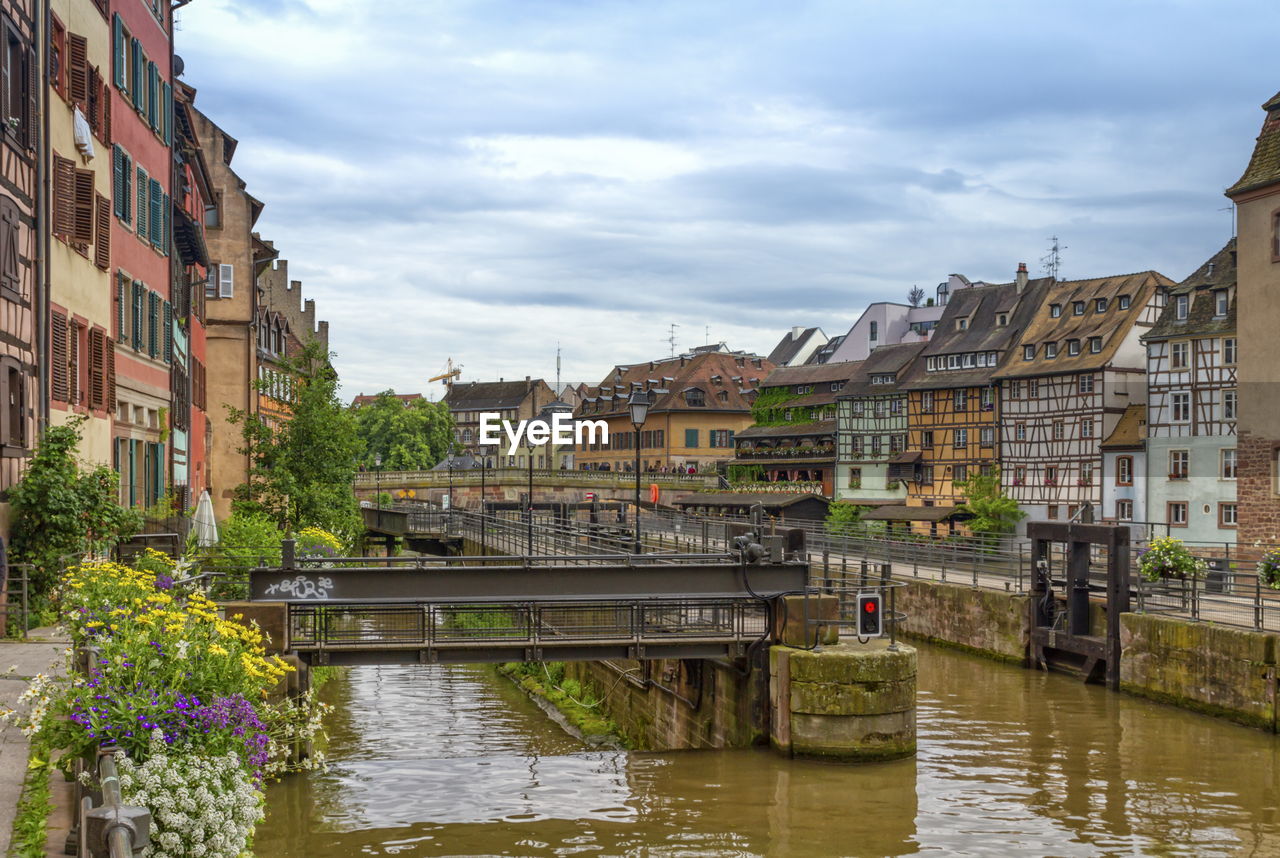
top-left (498, 662), bottom-right (625, 746)
top-left (1, 552), bottom-right (330, 858)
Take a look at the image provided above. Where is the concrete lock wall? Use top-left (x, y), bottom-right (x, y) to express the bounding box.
top-left (770, 641), bottom-right (917, 762)
top-left (896, 579), bottom-right (1030, 664)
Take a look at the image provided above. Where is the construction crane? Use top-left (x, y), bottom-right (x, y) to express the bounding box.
top-left (429, 357), bottom-right (462, 388)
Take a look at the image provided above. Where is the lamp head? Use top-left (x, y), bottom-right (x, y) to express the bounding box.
top-left (629, 390), bottom-right (650, 428)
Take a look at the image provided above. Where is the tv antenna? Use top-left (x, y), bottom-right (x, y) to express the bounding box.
top-left (1041, 236), bottom-right (1066, 281)
top-left (1219, 205), bottom-right (1236, 238)
top-left (666, 323), bottom-right (680, 358)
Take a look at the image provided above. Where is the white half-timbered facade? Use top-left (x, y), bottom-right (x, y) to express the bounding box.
top-left (998, 271), bottom-right (1170, 527)
top-left (1142, 242), bottom-right (1238, 542)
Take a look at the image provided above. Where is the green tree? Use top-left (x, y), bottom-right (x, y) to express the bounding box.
top-left (824, 501), bottom-right (869, 536)
top-left (957, 468), bottom-right (1026, 545)
top-left (351, 390), bottom-right (454, 470)
top-left (228, 342), bottom-right (361, 541)
top-left (9, 417), bottom-right (142, 597)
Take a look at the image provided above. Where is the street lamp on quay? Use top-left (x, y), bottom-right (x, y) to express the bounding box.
top-left (374, 453), bottom-right (383, 512)
top-left (629, 390), bottom-right (650, 555)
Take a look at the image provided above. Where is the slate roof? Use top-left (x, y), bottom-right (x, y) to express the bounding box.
top-left (998, 270), bottom-right (1173, 380)
top-left (577, 351), bottom-right (773, 417)
top-left (1226, 92), bottom-right (1280, 197)
top-left (1144, 240), bottom-right (1236, 341)
top-left (445, 380), bottom-right (549, 412)
top-left (767, 327), bottom-right (824, 365)
top-left (902, 275), bottom-right (1054, 390)
top-left (806, 334), bottom-right (846, 364)
top-left (756, 361), bottom-right (864, 407)
top-left (1101, 404), bottom-right (1146, 451)
top-left (840, 342), bottom-right (928, 397)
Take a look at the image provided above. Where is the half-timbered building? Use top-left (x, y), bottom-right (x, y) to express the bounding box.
top-left (0, 0), bottom-right (39, 533)
top-left (1142, 242), bottom-right (1237, 541)
top-left (730, 361), bottom-right (860, 496)
top-left (998, 270), bottom-right (1170, 525)
top-left (834, 342), bottom-right (925, 506)
top-left (899, 264), bottom-right (1052, 534)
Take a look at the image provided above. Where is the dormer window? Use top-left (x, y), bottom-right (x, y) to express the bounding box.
top-left (1095, 298), bottom-right (1108, 313)
top-left (1073, 301), bottom-right (1085, 316)
top-left (997, 313), bottom-right (1008, 326)
top-left (1068, 339), bottom-right (1080, 356)
top-left (1045, 342), bottom-right (1058, 358)
top-left (1023, 344), bottom-right (1035, 360)
top-left (1175, 294), bottom-right (1189, 321)
top-left (956, 318), bottom-right (968, 331)
top-left (1214, 290), bottom-right (1229, 317)
top-left (1089, 336), bottom-right (1102, 353)
top-left (684, 389), bottom-right (705, 407)
top-left (717, 390), bottom-right (728, 402)
top-left (1050, 304), bottom-right (1062, 318)
top-left (1118, 295), bottom-right (1131, 310)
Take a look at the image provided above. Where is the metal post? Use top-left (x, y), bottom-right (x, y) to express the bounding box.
top-left (479, 460), bottom-right (487, 555)
top-left (527, 444), bottom-right (534, 557)
top-left (634, 426), bottom-right (642, 554)
top-left (1256, 568), bottom-right (1263, 631)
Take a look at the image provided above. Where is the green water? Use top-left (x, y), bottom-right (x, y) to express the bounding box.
top-left (257, 645), bottom-right (1280, 856)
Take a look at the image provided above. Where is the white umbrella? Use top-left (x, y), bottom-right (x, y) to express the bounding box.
top-left (193, 489), bottom-right (219, 547)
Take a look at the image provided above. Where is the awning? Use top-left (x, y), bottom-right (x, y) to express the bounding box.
top-left (859, 504), bottom-right (971, 523)
top-left (888, 451), bottom-right (922, 464)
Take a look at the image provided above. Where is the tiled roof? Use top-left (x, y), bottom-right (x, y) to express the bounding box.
top-left (1145, 240), bottom-right (1236, 341)
top-left (1226, 93), bottom-right (1280, 197)
top-left (1101, 404), bottom-right (1146, 450)
top-left (577, 351), bottom-right (773, 417)
top-left (756, 361), bottom-right (864, 407)
top-left (445, 380), bottom-right (549, 411)
top-left (998, 270), bottom-right (1172, 380)
top-left (840, 342), bottom-right (928, 397)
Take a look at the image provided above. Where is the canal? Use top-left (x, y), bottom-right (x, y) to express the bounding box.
top-left (257, 645), bottom-right (1280, 856)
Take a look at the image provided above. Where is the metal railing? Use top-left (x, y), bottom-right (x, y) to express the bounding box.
top-left (354, 467), bottom-right (723, 490)
top-left (807, 561), bottom-right (907, 649)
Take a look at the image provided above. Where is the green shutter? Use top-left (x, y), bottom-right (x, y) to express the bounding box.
top-left (149, 179), bottom-right (162, 245)
top-left (136, 167), bottom-right (147, 240)
top-left (163, 194), bottom-right (171, 255)
top-left (147, 292), bottom-right (158, 358)
top-left (153, 442), bottom-right (166, 504)
top-left (163, 82), bottom-right (172, 145)
top-left (147, 61), bottom-right (157, 129)
top-left (127, 440), bottom-right (137, 506)
top-left (121, 153), bottom-right (131, 225)
top-left (112, 146), bottom-right (124, 217)
top-left (130, 39), bottom-right (142, 107)
top-left (112, 15), bottom-right (124, 90)
top-left (132, 282), bottom-right (144, 350)
top-left (162, 301), bottom-right (172, 363)
top-left (116, 276), bottom-right (126, 342)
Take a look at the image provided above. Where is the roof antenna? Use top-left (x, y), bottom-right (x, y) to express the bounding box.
top-left (555, 342), bottom-right (561, 392)
top-left (1219, 205), bottom-right (1236, 239)
top-left (1041, 236), bottom-right (1066, 281)
top-left (666, 323), bottom-right (680, 358)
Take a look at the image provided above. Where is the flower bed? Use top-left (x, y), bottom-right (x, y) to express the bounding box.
top-left (5, 550), bottom-right (329, 858)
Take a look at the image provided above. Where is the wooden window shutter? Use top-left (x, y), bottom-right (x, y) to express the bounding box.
top-left (102, 79), bottom-right (111, 142)
top-left (162, 194), bottom-right (170, 254)
top-left (132, 282), bottom-right (144, 350)
top-left (106, 338), bottom-right (116, 411)
top-left (51, 311), bottom-right (70, 402)
top-left (148, 291), bottom-right (159, 358)
top-left (130, 39), bottom-right (142, 106)
top-left (149, 179), bottom-right (162, 246)
top-left (68, 321), bottom-right (81, 405)
top-left (147, 61), bottom-right (157, 128)
top-left (219, 263), bottom-right (233, 298)
top-left (135, 167), bottom-right (148, 240)
top-left (162, 300), bottom-right (172, 363)
top-left (89, 328), bottom-right (106, 410)
top-left (115, 275), bottom-right (126, 341)
top-left (112, 146), bottom-right (124, 217)
top-left (68, 33), bottom-right (89, 106)
top-left (163, 82), bottom-right (172, 146)
top-left (73, 169), bottom-right (95, 243)
top-left (53, 154), bottom-right (77, 236)
top-left (0, 197), bottom-right (19, 296)
top-left (94, 194), bottom-right (111, 270)
top-left (25, 47), bottom-right (38, 151)
top-left (112, 15), bottom-right (124, 89)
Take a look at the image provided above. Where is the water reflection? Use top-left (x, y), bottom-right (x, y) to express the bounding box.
top-left (258, 650), bottom-right (1280, 857)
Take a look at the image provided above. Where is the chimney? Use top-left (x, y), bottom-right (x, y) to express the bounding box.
top-left (792, 326), bottom-right (803, 338)
top-left (1015, 262), bottom-right (1029, 293)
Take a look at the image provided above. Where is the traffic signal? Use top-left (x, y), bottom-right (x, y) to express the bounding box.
top-left (857, 593), bottom-right (883, 637)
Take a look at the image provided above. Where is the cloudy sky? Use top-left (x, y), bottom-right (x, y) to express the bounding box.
top-left (175, 0), bottom-right (1274, 400)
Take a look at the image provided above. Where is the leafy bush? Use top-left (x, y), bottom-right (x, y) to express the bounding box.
top-left (1138, 537), bottom-right (1207, 582)
top-left (196, 512), bottom-right (284, 600)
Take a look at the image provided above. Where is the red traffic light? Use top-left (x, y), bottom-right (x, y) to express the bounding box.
top-left (864, 601), bottom-right (876, 612)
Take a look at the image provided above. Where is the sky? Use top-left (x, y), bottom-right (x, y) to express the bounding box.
top-left (174, 0), bottom-right (1276, 400)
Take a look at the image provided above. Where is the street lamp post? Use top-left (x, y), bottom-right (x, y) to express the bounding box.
top-left (629, 391), bottom-right (650, 554)
top-left (527, 433), bottom-right (535, 556)
top-left (479, 448), bottom-right (487, 554)
top-left (374, 453), bottom-right (383, 512)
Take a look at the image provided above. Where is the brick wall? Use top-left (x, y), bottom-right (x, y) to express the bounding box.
top-left (1238, 430), bottom-right (1280, 544)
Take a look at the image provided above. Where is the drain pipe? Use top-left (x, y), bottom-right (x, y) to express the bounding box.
top-left (36, 0), bottom-right (51, 431)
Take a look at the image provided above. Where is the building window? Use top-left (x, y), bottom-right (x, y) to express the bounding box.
top-left (980, 387), bottom-right (994, 409)
top-left (1047, 505), bottom-right (1059, 520)
top-left (1068, 339), bottom-right (1080, 356)
top-left (1089, 336), bottom-right (1102, 353)
top-left (956, 318), bottom-right (968, 331)
top-left (1029, 379), bottom-right (1040, 399)
top-left (1171, 341), bottom-right (1190, 370)
top-left (1072, 301), bottom-right (1084, 316)
top-left (1045, 466), bottom-right (1058, 486)
top-left (953, 389), bottom-right (967, 411)
top-left (1015, 422), bottom-right (1026, 441)
top-left (1116, 499), bottom-right (1133, 521)
top-left (920, 466), bottom-right (934, 486)
top-left (1175, 294), bottom-right (1189, 320)
top-left (1079, 374), bottom-right (1094, 394)
top-left (1023, 344), bottom-right (1035, 360)
top-left (1220, 503), bottom-right (1238, 528)
top-left (1052, 421), bottom-right (1064, 440)
top-left (1172, 391), bottom-right (1191, 422)
top-left (1168, 501), bottom-right (1188, 527)
top-left (921, 429), bottom-right (934, 449)
top-left (980, 426), bottom-right (994, 447)
top-left (954, 464), bottom-right (968, 482)
top-left (848, 468), bottom-right (861, 488)
top-left (1169, 449), bottom-right (1189, 480)
top-left (954, 428), bottom-right (968, 448)
top-left (997, 313), bottom-right (1008, 326)
top-left (1224, 389), bottom-right (1237, 421)
top-left (870, 436), bottom-right (882, 456)
top-left (1117, 455), bottom-right (1133, 486)
top-left (1095, 298), bottom-right (1108, 312)
top-left (1214, 290), bottom-right (1229, 317)
top-left (1081, 419), bottom-right (1093, 439)
top-left (684, 389), bottom-right (705, 407)
top-left (1050, 304), bottom-right (1061, 318)
top-left (684, 428), bottom-right (699, 448)
top-left (1045, 342), bottom-right (1058, 359)
top-left (1223, 337), bottom-right (1237, 365)
top-left (869, 321), bottom-right (877, 342)
top-left (1010, 380), bottom-right (1022, 399)
top-left (1222, 448), bottom-right (1237, 480)
top-left (921, 391), bottom-right (934, 413)
top-left (1015, 466), bottom-right (1026, 485)
top-left (1080, 463), bottom-right (1094, 484)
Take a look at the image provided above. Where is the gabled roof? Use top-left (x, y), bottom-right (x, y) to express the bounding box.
top-left (840, 342), bottom-right (928, 397)
top-left (1101, 404), bottom-right (1146, 450)
top-left (1145, 240), bottom-right (1236, 341)
top-left (1226, 92), bottom-right (1280, 197)
top-left (998, 270), bottom-right (1172, 379)
top-left (755, 361), bottom-right (864, 408)
top-left (577, 351), bottom-right (773, 417)
top-left (445, 379), bottom-right (549, 412)
top-left (736, 419), bottom-right (837, 440)
top-left (767, 327), bottom-right (824, 366)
